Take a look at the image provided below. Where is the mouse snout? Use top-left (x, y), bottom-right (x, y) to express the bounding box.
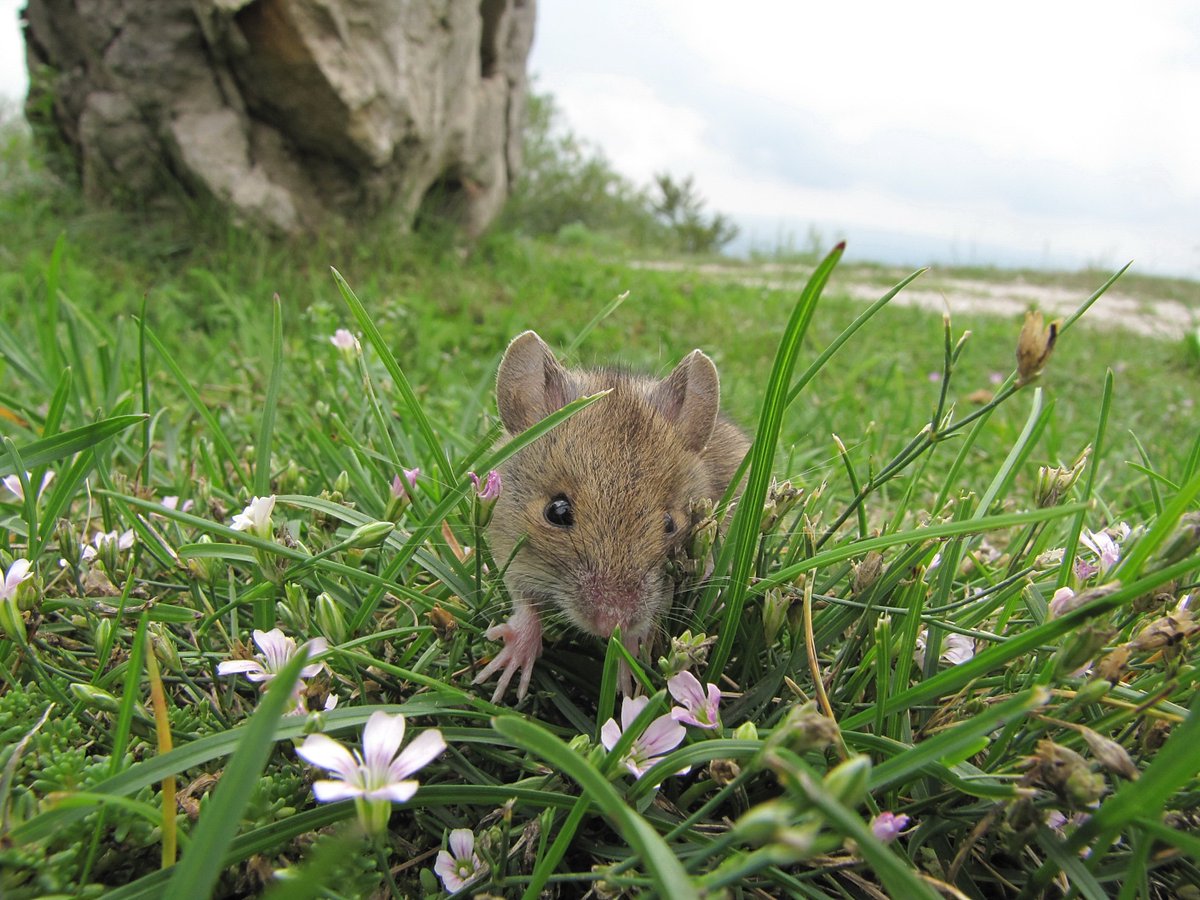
top-left (578, 572), bottom-right (647, 637)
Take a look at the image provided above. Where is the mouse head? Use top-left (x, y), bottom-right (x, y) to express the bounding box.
top-left (488, 331), bottom-right (721, 643)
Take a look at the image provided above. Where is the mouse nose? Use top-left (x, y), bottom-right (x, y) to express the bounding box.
top-left (580, 573), bottom-right (642, 636)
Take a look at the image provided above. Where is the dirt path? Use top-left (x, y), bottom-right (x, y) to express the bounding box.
top-left (630, 261), bottom-right (1198, 339)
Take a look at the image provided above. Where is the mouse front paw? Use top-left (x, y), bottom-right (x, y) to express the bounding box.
top-left (474, 604), bottom-right (544, 703)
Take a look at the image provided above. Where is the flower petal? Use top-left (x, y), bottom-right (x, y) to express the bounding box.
top-left (389, 728), bottom-right (446, 780)
top-left (600, 718), bottom-right (622, 751)
top-left (216, 659), bottom-right (265, 677)
top-left (639, 714), bottom-right (686, 756)
top-left (619, 695), bottom-right (649, 731)
top-left (363, 711), bottom-right (407, 771)
top-left (311, 779), bottom-right (363, 802)
top-left (448, 828), bottom-right (475, 859)
top-left (296, 733), bottom-right (359, 780)
top-left (668, 670), bottom-right (705, 707)
top-left (434, 851), bottom-right (465, 892)
top-left (368, 780), bottom-right (419, 803)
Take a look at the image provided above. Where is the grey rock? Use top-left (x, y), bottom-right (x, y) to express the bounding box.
top-left (22, 0), bottom-right (536, 235)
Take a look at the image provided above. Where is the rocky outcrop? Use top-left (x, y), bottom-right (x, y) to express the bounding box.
top-left (22, 0), bottom-right (536, 235)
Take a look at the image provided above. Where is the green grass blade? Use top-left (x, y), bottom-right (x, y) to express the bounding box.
top-left (255, 294), bottom-right (284, 497)
top-left (492, 714), bottom-right (700, 900)
top-left (565, 289), bottom-right (630, 354)
top-left (707, 242), bottom-right (844, 677)
top-left (0, 413), bottom-right (147, 476)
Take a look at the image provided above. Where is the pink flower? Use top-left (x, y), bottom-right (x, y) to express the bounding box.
top-left (600, 695), bottom-right (688, 780)
top-left (217, 628), bottom-right (326, 684)
top-left (870, 811), bottom-right (910, 843)
top-left (1049, 586), bottom-right (1078, 618)
top-left (330, 328), bottom-right (360, 354)
top-left (1080, 527), bottom-right (1123, 572)
top-left (988, 371), bottom-right (1005, 385)
top-left (1, 558), bottom-right (33, 601)
top-left (297, 711), bottom-right (446, 835)
top-left (434, 828), bottom-right (488, 894)
top-left (469, 470), bottom-right (502, 502)
top-left (668, 670), bottom-right (721, 729)
top-left (391, 467), bottom-right (420, 498)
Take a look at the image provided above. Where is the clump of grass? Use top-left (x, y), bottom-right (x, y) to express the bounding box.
top-left (1, 214), bottom-right (1198, 900)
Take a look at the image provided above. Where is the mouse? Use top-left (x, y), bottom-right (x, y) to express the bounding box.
top-left (474, 330), bottom-right (750, 702)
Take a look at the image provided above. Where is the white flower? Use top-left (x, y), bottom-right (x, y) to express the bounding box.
top-left (600, 695), bottom-right (689, 780)
top-left (914, 629), bottom-right (975, 668)
top-left (161, 496), bottom-right (194, 513)
top-left (297, 711), bottom-right (447, 836)
top-left (231, 495), bottom-right (276, 536)
top-left (1079, 526), bottom-right (1125, 572)
top-left (668, 670), bottom-right (721, 729)
top-left (81, 529), bottom-right (135, 562)
top-left (1, 470), bottom-right (54, 502)
top-left (216, 628), bottom-right (326, 684)
top-left (434, 828), bottom-right (488, 894)
top-left (330, 328), bottom-right (361, 353)
top-left (1, 558), bottom-right (33, 601)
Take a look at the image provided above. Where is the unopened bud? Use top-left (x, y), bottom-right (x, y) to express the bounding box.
top-left (332, 470), bottom-right (350, 496)
top-left (93, 616), bottom-right (114, 651)
top-left (1054, 623), bottom-right (1112, 677)
top-left (0, 596), bottom-right (26, 645)
top-left (734, 799), bottom-right (793, 844)
top-left (469, 470), bottom-right (502, 527)
top-left (346, 520), bottom-right (393, 549)
top-left (689, 513), bottom-right (717, 562)
top-left (1035, 446), bottom-right (1090, 507)
top-left (1016, 310), bottom-right (1059, 385)
top-left (732, 721), bottom-right (759, 742)
top-left (766, 702), bottom-right (839, 755)
top-left (314, 592), bottom-right (347, 645)
top-left (56, 518), bottom-right (82, 569)
top-left (659, 629), bottom-right (715, 676)
top-left (148, 623), bottom-right (183, 673)
top-left (761, 479), bottom-right (803, 534)
top-left (822, 754), bottom-right (871, 806)
top-left (70, 682), bottom-right (122, 713)
top-left (1093, 646), bottom-right (1131, 684)
top-left (762, 588), bottom-right (790, 645)
top-left (1155, 512), bottom-right (1200, 567)
top-left (1078, 726), bottom-right (1139, 781)
top-left (186, 534), bottom-right (219, 582)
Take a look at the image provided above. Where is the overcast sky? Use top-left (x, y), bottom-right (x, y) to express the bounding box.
top-left (4, 2), bottom-right (1198, 277)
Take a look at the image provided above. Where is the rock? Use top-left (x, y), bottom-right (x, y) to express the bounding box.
top-left (22, 0), bottom-right (536, 235)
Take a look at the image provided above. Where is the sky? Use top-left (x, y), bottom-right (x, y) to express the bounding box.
top-left (3, 2), bottom-right (1198, 277)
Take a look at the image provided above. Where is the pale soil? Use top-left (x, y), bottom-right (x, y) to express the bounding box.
top-left (630, 260), bottom-right (1199, 339)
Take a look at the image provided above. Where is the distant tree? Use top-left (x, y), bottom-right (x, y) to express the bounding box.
top-left (651, 173), bottom-right (740, 255)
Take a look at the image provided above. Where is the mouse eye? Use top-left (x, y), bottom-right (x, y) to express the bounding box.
top-left (664, 513), bottom-right (677, 535)
top-left (544, 494), bottom-right (575, 529)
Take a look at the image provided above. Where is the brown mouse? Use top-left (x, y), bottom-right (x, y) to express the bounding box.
top-left (474, 331), bottom-right (750, 702)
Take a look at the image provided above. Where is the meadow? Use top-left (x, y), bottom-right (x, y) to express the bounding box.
top-left (2, 113), bottom-right (1200, 898)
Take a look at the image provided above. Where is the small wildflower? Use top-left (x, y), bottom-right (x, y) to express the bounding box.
top-left (296, 711), bottom-right (447, 836)
top-left (434, 828), bottom-right (488, 894)
top-left (161, 495), bottom-right (195, 513)
top-left (927, 371), bottom-right (941, 383)
top-left (330, 328), bottom-right (361, 361)
top-left (914, 629), bottom-right (974, 668)
top-left (386, 468), bottom-right (420, 520)
top-left (469, 470), bottom-right (502, 527)
top-left (600, 695), bottom-right (688, 781)
top-left (870, 811), bottom-right (910, 843)
top-left (1, 558), bottom-right (33, 601)
top-left (989, 371), bottom-right (1005, 385)
top-left (231, 495), bottom-right (276, 538)
top-left (1049, 586), bottom-right (1077, 618)
top-left (217, 628), bottom-right (327, 685)
top-left (1079, 526), bottom-right (1123, 573)
top-left (1, 470), bottom-right (55, 502)
top-left (668, 670), bottom-right (721, 730)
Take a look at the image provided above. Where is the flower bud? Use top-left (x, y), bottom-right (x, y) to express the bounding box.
top-left (1154, 512), bottom-right (1200, 567)
top-left (93, 616), bottom-right (114, 651)
top-left (761, 479), bottom-right (803, 533)
top-left (427, 603), bottom-right (457, 642)
top-left (70, 682), bottom-right (122, 713)
top-left (186, 534), bottom-right (219, 583)
top-left (689, 512), bottom-right (717, 562)
top-left (1016, 310), bottom-right (1059, 385)
top-left (148, 623), bottom-right (183, 673)
top-left (762, 588), bottom-right (790, 645)
top-left (1054, 623), bottom-right (1112, 677)
top-left (734, 799), bottom-right (793, 844)
top-left (331, 470), bottom-right (350, 496)
top-left (346, 520), bottom-right (394, 549)
top-left (56, 518), bottom-right (82, 570)
top-left (1035, 447), bottom-right (1090, 508)
top-left (658, 629), bottom-right (715, 676)
top-left (0, 596), bottom-right (26, 645)
top-left (1078, 726), bottom-right (1139, 781)
top-left (469, 470), bottom-right (502, 527)
top-left (822, 754), bottom-right (871, 806)
top-left (765, 702), bottom-right (839, 755)
top-left (732, 721), bottom-right (759, 742)
top-left (314, 592), bottom-right (347, 645)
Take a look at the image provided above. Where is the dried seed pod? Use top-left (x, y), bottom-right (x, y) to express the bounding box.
top-left (1016, 310), bottom-right (1060, 385)
top-left (1078, 726), bottom-right (1139, 780)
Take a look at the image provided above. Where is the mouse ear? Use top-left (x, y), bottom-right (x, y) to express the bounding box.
top-left (496, 331), bottom-right (578, 434)
top-left (650, 349), bottom-right (719, 452)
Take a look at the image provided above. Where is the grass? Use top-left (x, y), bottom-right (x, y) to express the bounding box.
top-left (1, 136), bottom-right (1199, 899)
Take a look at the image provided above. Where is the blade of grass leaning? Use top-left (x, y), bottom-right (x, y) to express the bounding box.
top-left (138, 295), bottom-right (152, 481)
top-left (565, 289), bottom-right (630, 354)
top-left (706, 242), bottom-right (844, 677)
top-left (164, 647), bottom-right (311, 897)
top-left (1058, 368), bottom-right (1113, 589)
top-left (331, 267), bottom-right (450, 481)
top-left (972, 388), bottom-right (1048, 518)
top-left (254, 294), bottom-right (284, 497)
top-left (1113, 462), bottom-right (1200, 580)
top-left (0, 414), bottom-right (147, 476)
top-left (140, 320), bottom-right (249, 491)
top-left (492, 714), bottom-right (700, 900)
